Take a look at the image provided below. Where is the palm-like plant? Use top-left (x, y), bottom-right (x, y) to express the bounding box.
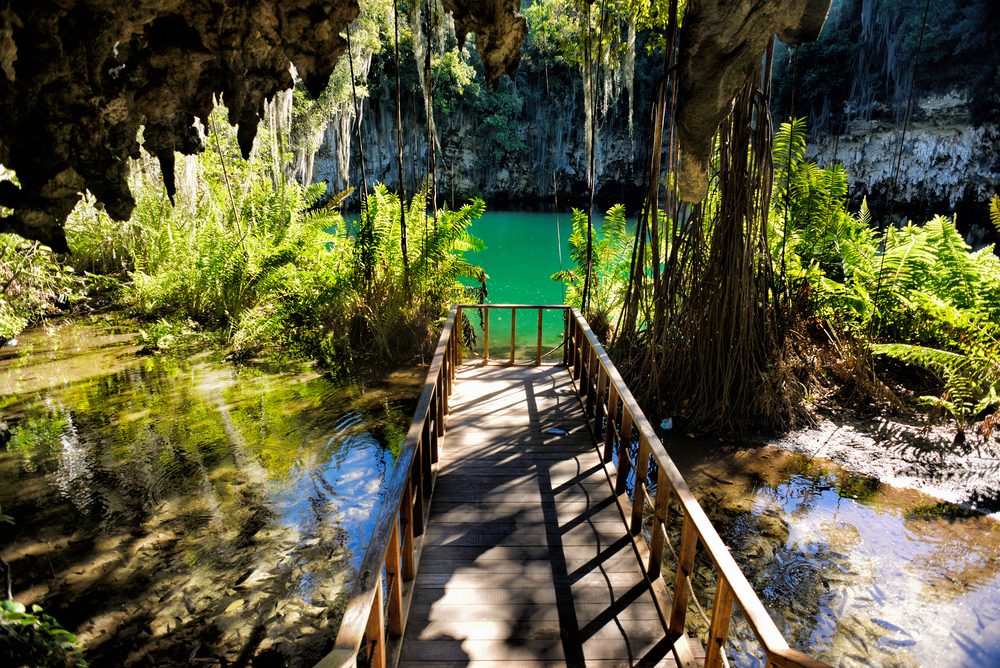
top-left (552, 205), bottom-right (632, 325)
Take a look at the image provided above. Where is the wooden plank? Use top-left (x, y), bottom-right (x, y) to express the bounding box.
top-left (413, 584), bottom-right (658, 607)
top-left (406, 618), bottom-right (668, 641)
top-left (421, 523), bottom-right (634, 546)
top-left (408, 602), bottom-right (665, 624)
top-left (413, 570), bottom-right (646, 588)
top-left (418, 542), bottom-right (636, 563)
top-left (399, 637), bottom-right (676, 662)
top-left (399, 660), bottom-right (679, 668)
top-left (417, 555), bottom-right (643, 575)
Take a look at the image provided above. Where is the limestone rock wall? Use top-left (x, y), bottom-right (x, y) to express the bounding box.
top-left (809, 93), bottom-right (1000, 213)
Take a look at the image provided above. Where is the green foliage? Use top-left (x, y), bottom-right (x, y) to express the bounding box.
top-left (552, 205), bottom-right (632, 320)
top-left (874, 337), bottom-right (1000, 436)
top-left (322, 183), bottom-right (486, 364)
top-left (474, 84), bottom-right (528, 165)
top-left (0, 234), bottom-right (83, 340)
top-left (0, 600), bottom-right (87, 667)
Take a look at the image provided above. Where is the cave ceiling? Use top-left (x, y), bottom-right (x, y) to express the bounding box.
top-left (0, 0), bottom-right (825, 252)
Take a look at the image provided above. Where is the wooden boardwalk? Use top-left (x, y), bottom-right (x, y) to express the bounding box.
top-left (399, 364), bottom-right (705, 667)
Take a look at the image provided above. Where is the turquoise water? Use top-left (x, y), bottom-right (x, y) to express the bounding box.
top-left (463, 211), bottom-right (575, 361)
top-left (467, 211), bottom-right (572, 305)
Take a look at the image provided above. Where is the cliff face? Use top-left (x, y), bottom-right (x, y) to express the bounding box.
top-left (809, 93), bottom-right (1000, 212)
top-left (311, 75), bottom-right (649, 211)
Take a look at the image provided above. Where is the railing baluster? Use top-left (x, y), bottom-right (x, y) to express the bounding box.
top-left (603, 384), bottom-right (618, 462)
top-left (615, 411), bottom-right (634, 496)
top-left (400, 478), bottom-right (415, 579)
top-left (386, 517), bottom-right (404, 637)
top-left (705, 578), bottom-right (736, 668)
top-left (586, 347), bottom-right (598, 415)
top-left (421, 418), bottom-right (432, 489)
top-left (596, 366), bottom-right (608, 423)
top-left (456, 307), bottom-right (463, 364)
top-left (365, 582), bottom-right (385, 668)
top-left (562, 309), bottom-right (569, 366)
top-left (430, 390), bottom-right (440, 463)
top-left (570, 322), bottom-right (583, 378)
top-left (630, 436), bottom-right (650, 534)
top-left (509, 308), bottom-right (516, 364)
top-left (484, 306), bottom-right (490, 363)
top-left (670, 514), bottom-right (699, 637)
top-left (536, 308), bottom-right (543, 366)
top-left (647, 468), bottom-right (671, 580)
top-left (411, 447), bottom-right (425, 537)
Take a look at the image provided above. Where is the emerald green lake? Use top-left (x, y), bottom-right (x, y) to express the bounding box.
top-left (467, 211), bottom-right (572, 305)
top-left (463, 211), bottom-right (574, 361)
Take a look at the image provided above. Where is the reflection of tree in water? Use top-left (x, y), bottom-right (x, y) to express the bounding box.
top-left (0, 356), bottom-right (414, 667)
top-left (655, 463), bottom-right (928, 668)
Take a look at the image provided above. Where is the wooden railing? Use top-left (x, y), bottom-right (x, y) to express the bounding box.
top-left (316, 304), bottom-right (832, 668)
top-left (454, 303), bottom-right (570, 365)
top-left (565, 307), bottom-right (832, 668)
top-left (317, 307), bottom-right (459, 668)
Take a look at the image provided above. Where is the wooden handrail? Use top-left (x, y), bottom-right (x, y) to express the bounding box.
top-left (564, 307), bottom-right (833, 668)
top-left (317, 308), bottom-right (459, 668)
top-left (455, 304), bottom-right (570, 366)
top-left (317, 303), bottom-right (831, 668)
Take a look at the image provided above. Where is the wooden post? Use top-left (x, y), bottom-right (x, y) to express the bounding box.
top-left (536, 308), bottom-right (543, 366)
top-left (562, 309), bottom-right (569, 365)
top-left (647, 468), bottom-right (671, 580)
top-left (484, 306), bottom-right (490, 363)
top-left (430, 390), bottom-right (440, 462)
top-left (586, 348), bottom-right (598, 415)
top-left (436, 378), bottom-right (445, 438)
top-left (365, 581), bottom-right (386, 668)
top-left (386, 518), bottom-right (404, 637)
top-left (456, 307), bottom-right (463, 364)
top-left (630, 436), bottom-right (650, 534)
top-left (596, 367), bottom-right (608, 423)
top-left (670, 514), bottom-right (699, 637)
top-left (705, 578), bottom-right (736, 668)
top-left (615, 411), bottom-right (634, 496)
top-left (443, 353), bottom-right (450, 414)
top-left (603, 384), bottom-right (619, 462)
top-left (510, 308), bottom-right (517, 364)
top-left (421, 419), bottom-right (432, 489)
top-left (411, 449), bottom-right (425, 537)
top-left (400, 479), bottom-right (415, 578)
top-left (572, 320), bottom-right (581, 380)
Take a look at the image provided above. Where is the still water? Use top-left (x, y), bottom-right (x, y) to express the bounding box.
top-left (664, 443), bottom-right (1000, 668)
top-left (464, 211), bottom-right (575, 360)
top-left (0, 322), bottom-right (419, 667)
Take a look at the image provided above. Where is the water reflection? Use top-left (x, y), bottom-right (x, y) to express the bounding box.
top-left (682, 451), bottom-right (1000, 668)
top-left (0, 323), bottom-right (418, 667)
